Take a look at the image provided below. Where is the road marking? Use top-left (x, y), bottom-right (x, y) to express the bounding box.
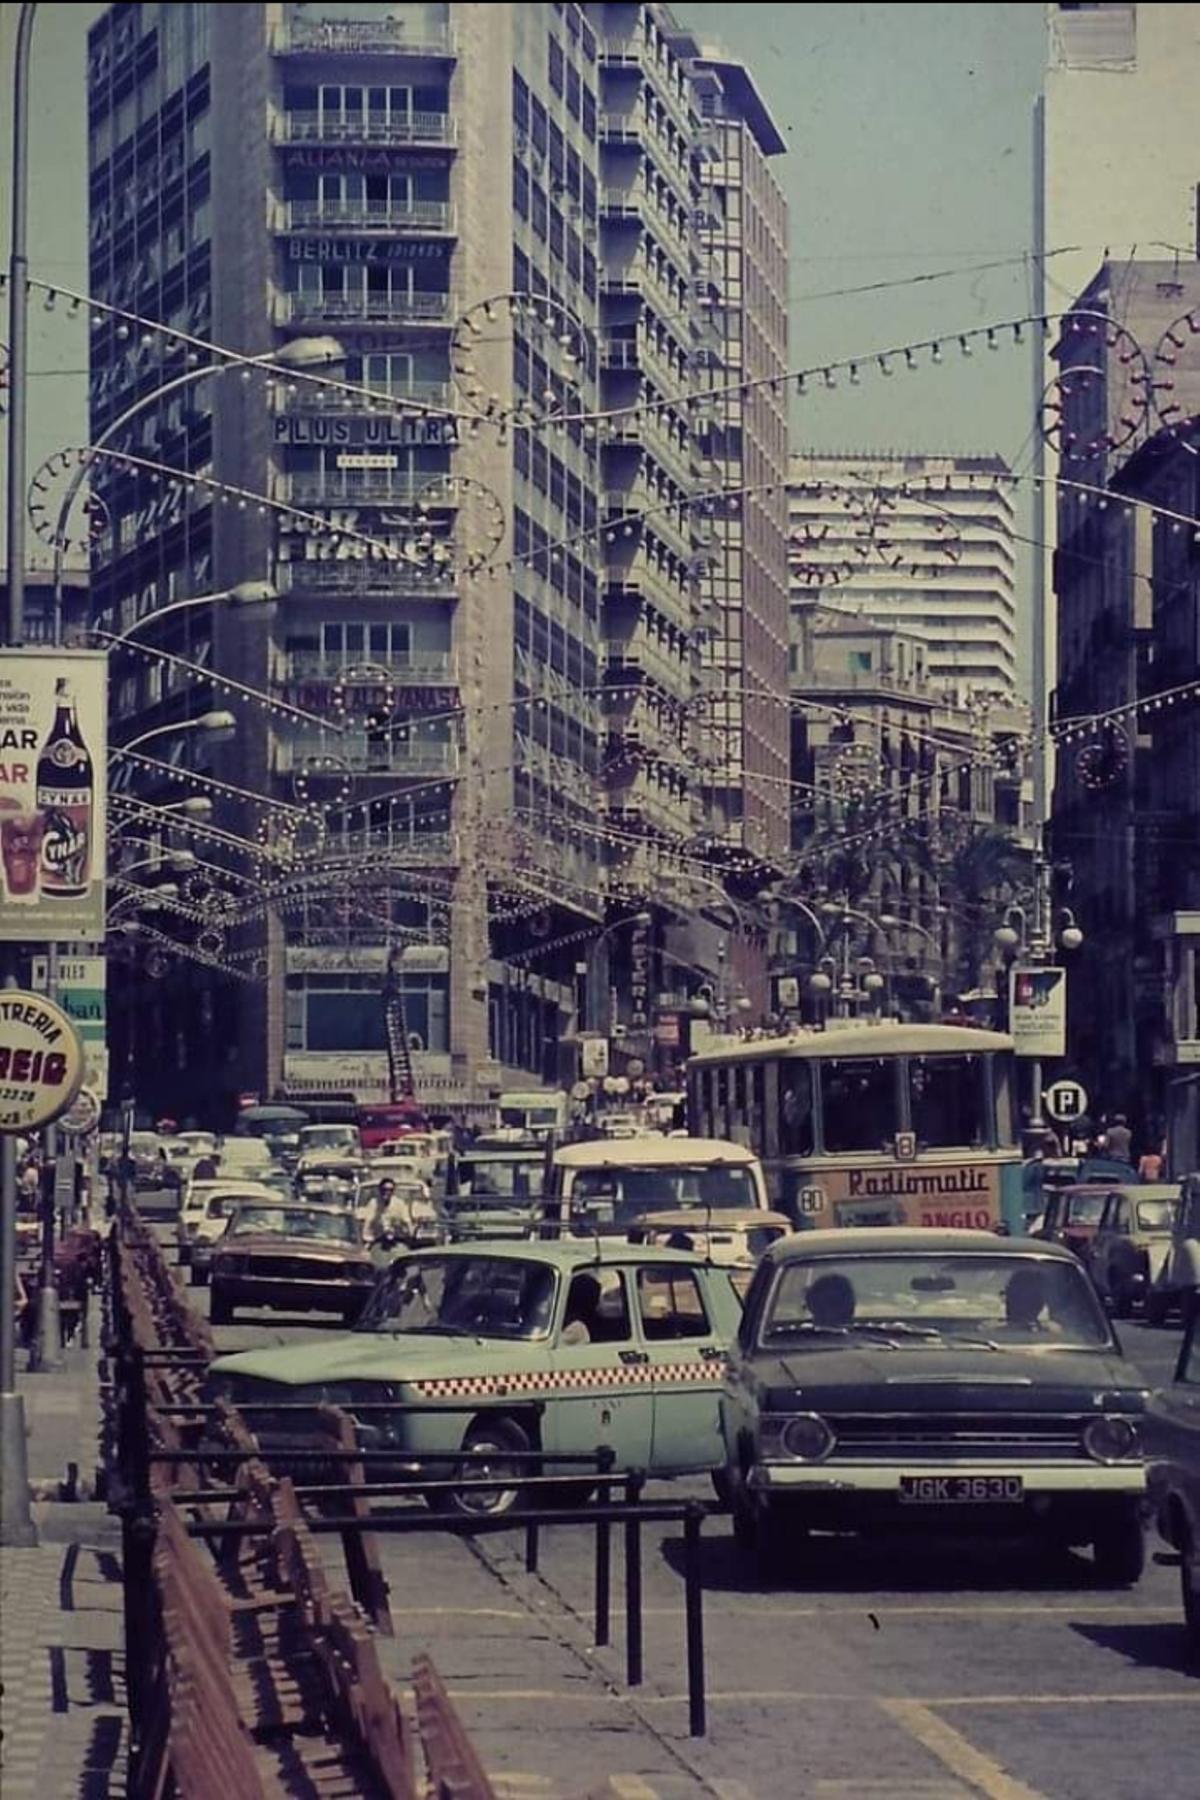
top-left (880, 1700), bottom-right (1045, 1800)
top-left (441, 1688), bottom-right (1200, 1709)
top-left (936, 1693), bottom-right (1200, 1708)
top-left (599, 1779), bottom-right (660, 1799)
top-left (400, 1602), bottom-right (1177, 1623)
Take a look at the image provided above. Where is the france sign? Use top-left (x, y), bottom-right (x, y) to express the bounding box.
top-left (0, 989), bottom-right (86, 1133)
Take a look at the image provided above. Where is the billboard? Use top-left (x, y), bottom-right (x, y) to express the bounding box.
top-left (0, 649), bottom-right (107, 943)
top-left (1009, 964), bottom-right (1067, 1059)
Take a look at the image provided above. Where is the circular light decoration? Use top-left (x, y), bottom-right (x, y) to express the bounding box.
top-left (452, 291), bottom-right (592, 425)
top-left (26, 447), bottom-right (112, 554)
top-left (291, 753), bottom-right (354, 811)
top-left (144, 948), bottom-right (171, 980)
top-left (788, 522), bottom-right (854, 590)
top-left (1151, 307), bottom-right (1200, 453)
top-left (196, 925), bottom-right (227, 959)
top-left (413, 472), bottom-right (507, 575)
top-left (1039, 316), bottom-right (1151, 463)
top-left (1075, 724), bottom-right (1130, 791)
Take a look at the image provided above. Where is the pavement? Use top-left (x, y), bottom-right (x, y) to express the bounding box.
top-left (0, 1314), bottom-right (127, 1800)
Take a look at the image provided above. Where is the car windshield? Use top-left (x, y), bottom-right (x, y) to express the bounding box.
top-left (570, 1164), bottom-right (755, 1225)
top-left (761, 1253), bottom-right (1112, 1351)
top-left (359, 1255), bottom-right (558, 1339)
top-left (1136, 1200), bottom-right (1176, 1231)
top-left (456, 1158), bottom-right (545, 1202)
top-left (301, 1129), bottom-right (356, 1151)
top-left (1067, 1194), bottom-right (1107, 1226)
top-left (228, 1206), bottom-right (357, 1243)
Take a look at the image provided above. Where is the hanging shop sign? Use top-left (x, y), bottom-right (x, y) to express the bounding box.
top-left (0, 649), bottom-right (108, 943)
top-left (272, 415), bottom-right (457, 447)
top-left (1009, 965), bottom-right (1067, 1059)
top-left (630, 917), bottom-right (651, 1030)
top-left (0, 990), bottom-right (86, 1133)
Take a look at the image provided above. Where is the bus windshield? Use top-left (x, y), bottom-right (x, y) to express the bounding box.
top-left (570, 1163), bottom-right (757, 1226)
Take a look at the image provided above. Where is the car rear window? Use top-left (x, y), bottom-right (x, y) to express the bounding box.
top-left (1136, 1200), bottom-right (1175, 1231)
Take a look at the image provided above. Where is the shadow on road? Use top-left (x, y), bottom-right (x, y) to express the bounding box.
top-left (1070, 1618), bottom-right (1198, 1678)
top-left (660, 1523), bottom-right (1110, 1596)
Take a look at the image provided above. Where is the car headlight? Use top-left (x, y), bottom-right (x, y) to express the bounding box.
top-left (1082, 1416), bottom-right (1140, 1464)
top-left (760, 1412), bottom-right (836, 1463)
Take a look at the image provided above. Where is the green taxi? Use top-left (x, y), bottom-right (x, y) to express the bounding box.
top-left (208, 1241), bottom-right (743, 1512)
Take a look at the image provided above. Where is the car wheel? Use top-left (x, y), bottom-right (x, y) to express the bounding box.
top-left (1144, 1290), bottom-right (1169, 1328)
top-left (1182, 1539), bottom-right (1200, 1656)
top-left (209, 1290), bottom-right (232, 1326)
top-left (1092, 1510), bottom-right (1145, 1586)
top-left (442, 1416), bottom-right (530, 1518)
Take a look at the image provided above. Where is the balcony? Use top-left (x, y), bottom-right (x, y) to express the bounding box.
top-left (279, 471), bottom-right (461, 508)
top-left (275, 558), bottom-right (457, 599)
top-left (274, 290), bottom-right (455, 328)
top-left (274, 651), bottom-right (457, 686)
top-left (273, 110), bottom-right (456, 148)
top-left (274, 733), bottom-right (460, 777)
top-left (275, 198), bottom-right (455, 234)
top-left (320, 830), bottom-right (458, 866)
top-left (272, 18), bottom-right (456, 58)
top-left (278, 378), bottom-right (452, 415)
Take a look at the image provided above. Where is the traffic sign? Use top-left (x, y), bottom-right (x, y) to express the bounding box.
top-left (1045, 1079), bottom-right (1088, 1124)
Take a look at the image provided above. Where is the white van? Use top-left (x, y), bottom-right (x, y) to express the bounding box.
top-left (543, 1136), bottom-right (770, 1236)
top-left (498, 1090), bottom-right (568, 1141)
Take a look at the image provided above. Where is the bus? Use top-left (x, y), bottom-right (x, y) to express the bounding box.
top-left (686, 1021), bottom-right (1023, 1233)
top-left (542, 1136), bottom-right (770, 1236)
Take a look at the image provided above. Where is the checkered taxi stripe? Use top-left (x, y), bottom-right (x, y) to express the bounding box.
top-left (409, 1360), bottom-right (718, 1399)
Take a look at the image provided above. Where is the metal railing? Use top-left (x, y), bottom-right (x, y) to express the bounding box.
top-left (273, 18), bottom-right (456, 57)
top-left (275, 559), bottom-right (457, 597)
top-left (278, 197), bottom-right (455, 232)
top-left (279, 377), bottom-right (452, 414)
top-left (274, 290), bottom-right (455, 326)
top-left (276, 651), bottom-right (457, 684)
top-left (273, 109), bottom-right (456, 147)
top-left (273, 734), bottom-right (460, 776)
top-left (278, 470), bottom-right (461, 506)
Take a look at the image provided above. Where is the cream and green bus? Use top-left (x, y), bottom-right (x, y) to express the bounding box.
top-left (686, 1021), bottom-right (1024, 1233)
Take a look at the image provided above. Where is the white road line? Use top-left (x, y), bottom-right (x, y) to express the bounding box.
top-left (442, 1687), bottom-right (1200, 1709)
top-left (880, 1700), bottom-right (1045, 1800)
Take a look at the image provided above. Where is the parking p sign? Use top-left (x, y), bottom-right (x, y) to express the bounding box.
top-left (1045, 1079), bottom-right (1088, 1125)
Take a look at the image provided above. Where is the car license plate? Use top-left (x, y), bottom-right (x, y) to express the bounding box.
top-left (899, 1475), bottom-right (1024, 1504)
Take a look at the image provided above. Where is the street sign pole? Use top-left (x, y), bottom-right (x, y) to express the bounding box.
top-left (0, 961), bottom-right (36, 1546)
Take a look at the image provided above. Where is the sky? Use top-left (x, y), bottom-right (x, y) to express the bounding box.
top-left (3, 3), bottom-right (1062, 674)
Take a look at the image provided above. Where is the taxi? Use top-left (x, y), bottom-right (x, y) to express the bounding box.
top-left (209, 1241), bottom-right (744, 1513)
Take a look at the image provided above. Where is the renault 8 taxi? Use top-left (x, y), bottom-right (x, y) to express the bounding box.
top-left (209, 1240), bottom-right (744, 1512)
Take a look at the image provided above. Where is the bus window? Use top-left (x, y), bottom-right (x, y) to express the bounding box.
top-left (820, 1058), bottom-right (895, 1153)
top-left (716, 1067), bottom-right (729, 1138)
top-left (778, 1060), bottom-right (815, 1156)
top-left (732, 1066), bottom-right (748, 1141)
top-left (909, 1055), bottom-right (988, 1149)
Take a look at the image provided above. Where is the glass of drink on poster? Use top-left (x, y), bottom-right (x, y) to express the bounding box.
top-left (0, 799), bottom-right (44, 901)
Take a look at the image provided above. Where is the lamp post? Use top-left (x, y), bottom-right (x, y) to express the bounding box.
top-left (105, 582), bottom-right (277, 647)
top-left (584, 910), bottom-right (651, 1036)
top-left (118, 709), bottom-right (238, 757)
top-left (879, 913), bottom-right (943, 1018)
top-left (994, 890), bottom-right (1084, 1137)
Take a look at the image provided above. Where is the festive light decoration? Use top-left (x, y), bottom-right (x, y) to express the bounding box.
top-left (1039, 312), bottom-right (1151, 463)
top-left (1152, 307), bottom-right (1200, 453)
top-left (452, 291), bottom-right (591, 425)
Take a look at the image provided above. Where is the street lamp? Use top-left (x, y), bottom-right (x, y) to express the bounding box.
top-left (119, 709), bottom-right (238, 756)
top-left (584, 910), bottom-right (652, 1035)
top-left (107, 581), bottom-right (278, 647)
top-left (993, 902), bottom-right (1085, 1134)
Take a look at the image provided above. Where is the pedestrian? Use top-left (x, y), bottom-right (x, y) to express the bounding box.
top-left (194, 1153), bottom-right (218, 1180)
top-left (1137, 1144), bottom-right (1165, 1181)
top-left (1102, 1114), bottom-right (1133, 1163)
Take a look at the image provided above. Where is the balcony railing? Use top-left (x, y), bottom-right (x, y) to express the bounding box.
top-left (275, 652), bottom-right (457, 685)
top-left (275, 559), bottom-right (457, 598)
top-left (273, 18), bottom-right (456, 58)
top-left (276, 198), bottom-right (455, 233)
top-left (273, 110), bottom-right (456, 148)
top-left (274, 290), bottom-right (455, 327)
top-left (318, 830), bottom-right (457, 865)
top-left (278, 379), bottom-right (452, 415)
top-left (278, 471), bottom-right (460, 508)
top-left (274, 735), bottom-right (460, 776)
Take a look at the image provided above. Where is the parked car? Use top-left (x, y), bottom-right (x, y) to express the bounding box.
top-left (297, 1123), bottom-right (363, 1162)
top-left (373, 1134), bottom-right (443, 1185)
top-left (208, 1242), bottom-right (745, 1512)
top-left (295, 1155), bottom-right (365, 1204)
top-left (1145, 1315), bottom-right (1200, 1655)
top-left (127, 1132), bottom-right (166, 1189)
top-left (1088, 1186), bottom-right (1178, 1318)
top-left (1034, 1184), bottom-right (1111, 1259)
top-left (721, 1229), bottom-right (1150, 1584)
top-left (177, 1178), bottom-right (280, 1277)
top-left (1146, 1174), bottom-right (1200, 1328)
top-left (207, 1202), bottom-right (376, 1327)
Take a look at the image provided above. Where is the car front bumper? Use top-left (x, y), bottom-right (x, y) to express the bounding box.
top-left (211, 1274), bottom-right (371, 1312)
top-left (748, 1460), bottom-right (1146, 1496)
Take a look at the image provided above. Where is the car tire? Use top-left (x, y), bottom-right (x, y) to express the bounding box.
top-left (1144, 1290), bottom-right (1170, 1328)
top-left (1182, 1539), bottom-right (1200, 1657)
top-left (209, 1290), bottom-right (232, 1326)
top-left (1092, 1511), bottom-right (1145, 1587)
top-left (441, 1416), bottom-right (530, 1518)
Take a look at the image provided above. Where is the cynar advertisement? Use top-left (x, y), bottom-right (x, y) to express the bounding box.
top-left (0, 649), bottom-right (107, 942)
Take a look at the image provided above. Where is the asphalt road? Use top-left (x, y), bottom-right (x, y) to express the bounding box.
top-left (185, 1248), bottom-right (1197, 1800)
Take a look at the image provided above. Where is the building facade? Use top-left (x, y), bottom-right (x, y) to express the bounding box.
top-left (788, 453), bottom-right (1019, 701)
top-left (1049, 257), bottom-right (1200, 1151)
top-left (85, 0), bottom-right (788, 1118)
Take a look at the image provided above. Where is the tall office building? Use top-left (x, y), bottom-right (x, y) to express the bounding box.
top-left (85, 1), bottom-right (789, 1115)
top-left (788, 453), bottom-right (1019, 701)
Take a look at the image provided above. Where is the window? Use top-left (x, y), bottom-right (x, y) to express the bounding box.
top-left (820, 1059), bottom-right (896, 1153)
top-left (637, 1267), bottom-right (712, 1340)
top-left (778, 1060), bottom-right (814, 1156)
top-left (562, 1267), bottom-right (629, 1344)
top-left (907, 1056), bottom-right (988, 1149)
